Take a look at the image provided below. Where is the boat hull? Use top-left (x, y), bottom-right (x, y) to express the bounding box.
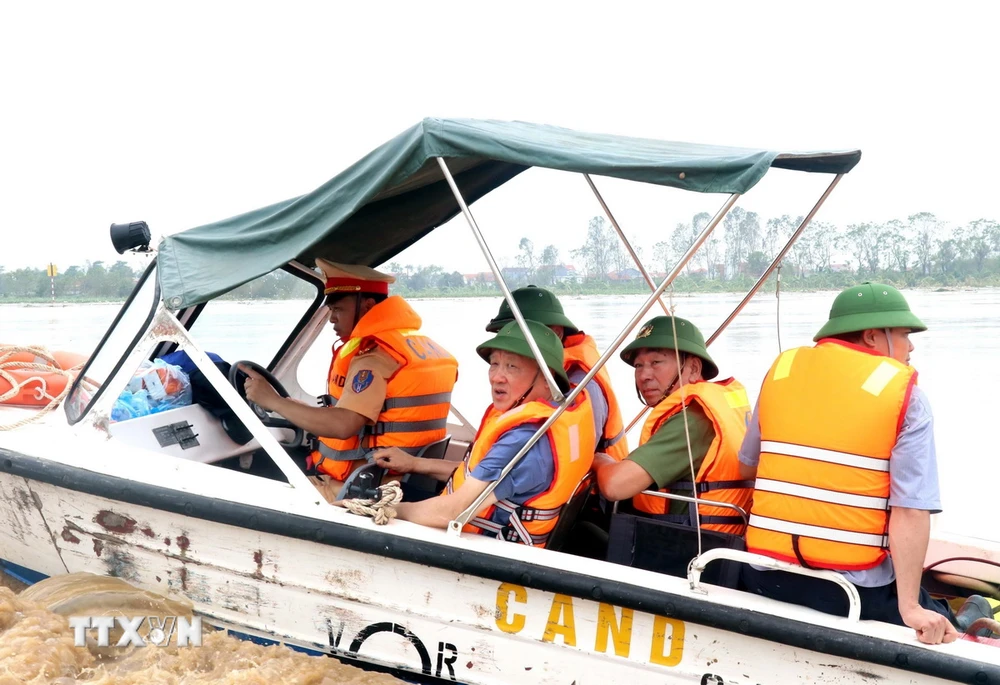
top-left (0, 449), bottom-right (995, 685)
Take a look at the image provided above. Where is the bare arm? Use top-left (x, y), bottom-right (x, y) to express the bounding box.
top-left (373, 447), bottom-right (460, 480)
top-left (394, 476), bottom-right (495, 529)
top-left (240, 364), bottom-right (366, 439)
top-left (889, 507), bottom-right (958, 644)
top-left (594, 452), bottom-right (655, 502)
top-left (269, 397), bottom-right (367, 439)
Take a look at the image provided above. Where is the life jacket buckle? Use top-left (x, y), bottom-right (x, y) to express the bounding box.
top-left (499, 526), bottom-right (523, 543)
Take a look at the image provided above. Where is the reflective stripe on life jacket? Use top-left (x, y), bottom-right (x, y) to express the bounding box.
top-left (631, 378), bottom-right (753, 535)
top-left (310, 296), bottom-right (458, 480)
top-left (746, 340), bottom-right (915, 571)
top-left (563, 332), bottom-right (629, 461)
top-left (445, 391), bottom-right (596, 547)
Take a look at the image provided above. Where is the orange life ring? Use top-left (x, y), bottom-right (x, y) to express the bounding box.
top-left (0, 347), bottom-right (88, 407)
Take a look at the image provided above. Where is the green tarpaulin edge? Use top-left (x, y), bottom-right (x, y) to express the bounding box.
top-left (157, 118), bottom-right (860, 308)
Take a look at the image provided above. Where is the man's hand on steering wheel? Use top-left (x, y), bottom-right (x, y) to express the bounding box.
top-left (238, 363), bottom-right (283, 412)
top-left (228, 361), bottom-right (304, 448)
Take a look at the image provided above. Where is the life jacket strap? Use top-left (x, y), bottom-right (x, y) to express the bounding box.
top-left (382, 391), bottom-right (453, 410)
top-left (316, 441), bottom-right (368, 462)
top-left (601, 429), bottom-right (626, 449)
top-left (470, 516), bottom-right (550, 546)
top-left (671, 479), bottom-right (756, 493)
top-left (494, 498), bottom-right (562, 522)
top-left (644, 512), bottom-right (746, 526)
top-left (371, 417), bottom-right (449, 436)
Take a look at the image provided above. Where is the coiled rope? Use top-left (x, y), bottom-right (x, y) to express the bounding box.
top-left (340, 481), bottom-right (403, 525)
top-left (0, 345), bottom-right (83, 430)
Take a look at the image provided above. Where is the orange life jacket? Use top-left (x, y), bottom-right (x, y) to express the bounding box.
top-left (445, 392), bottom-right (596, 547)
top-left (631, 378), bottom-right (753, 535)
top-left (563, 332), bottom-right (629, 461)
top-left (310, 296), bottom-right (458, 480)
top-left (746, 340), bottom-right (916, 571)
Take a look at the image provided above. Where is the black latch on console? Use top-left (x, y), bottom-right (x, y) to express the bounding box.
top-left (152, 422), bottom-right (200, 450)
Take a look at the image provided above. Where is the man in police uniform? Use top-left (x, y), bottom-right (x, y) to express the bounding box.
top-left (242, 260), bottom-right (458, 502)
top-left (738, 283), bottom-right (959, 645)
top-left (592, 316), bottom-right (752, 534)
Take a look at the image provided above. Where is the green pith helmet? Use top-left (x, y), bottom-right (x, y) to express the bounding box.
top-left (620, 316), bottom-right (719, 380)
top-left (485, 285), bottom-right (580, 335)
top-left (813, 282), bottom-right (927, 342)
top-left (476, 320), bottom-right (570, 392)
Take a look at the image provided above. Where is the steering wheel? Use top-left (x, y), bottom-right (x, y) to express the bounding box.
top-left (228, 360), bottom-right (304, 447)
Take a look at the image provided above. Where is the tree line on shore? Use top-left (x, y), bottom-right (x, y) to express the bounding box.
top-left (3, 210), bottom-right (999, 302)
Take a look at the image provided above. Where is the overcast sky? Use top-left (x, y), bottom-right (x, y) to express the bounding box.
top-left (2, 2), bottom-right (997, 274)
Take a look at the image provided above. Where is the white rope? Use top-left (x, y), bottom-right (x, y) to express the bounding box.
top-left (0, 345), bottom-right (84, 431)
top-left (341, 481), bottom-right (404, 525)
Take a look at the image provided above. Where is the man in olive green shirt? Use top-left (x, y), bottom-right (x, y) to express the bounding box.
top-left (594, 316), bottom-right (721, 520)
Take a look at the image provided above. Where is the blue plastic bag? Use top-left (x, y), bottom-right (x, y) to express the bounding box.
top-left (112, 360), bottom-right (192, 422)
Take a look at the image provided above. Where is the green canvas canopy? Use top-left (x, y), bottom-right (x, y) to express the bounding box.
top-left (157, 118), bottom-right (860, 308)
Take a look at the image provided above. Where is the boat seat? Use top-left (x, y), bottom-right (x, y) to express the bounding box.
top-left (545, 473), bottom-right (594, 552)
top-left (400, 435), bottom-right (452, 500)
top-left (336, 435), bottom-right (453, 502)
top-left (606, 513), bottom-right (745, 588)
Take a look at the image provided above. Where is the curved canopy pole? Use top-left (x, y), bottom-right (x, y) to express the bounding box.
top-left (436, 157), bottom-right (564, 403)
top-left (583, 173), bottom-right (670, 315)
top-left (447, 192), bottom-right (740, 537)
top-left (706, 173), bottom-right (844, 344)
top-left (622, 172), bottom-right (846, 434)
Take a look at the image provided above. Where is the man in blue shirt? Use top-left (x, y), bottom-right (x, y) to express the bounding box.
top-left (739, 283), bottom-right (959, 645)
top-left (372, 320), bottom-right (596, 543)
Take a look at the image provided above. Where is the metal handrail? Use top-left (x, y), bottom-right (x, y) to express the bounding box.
top-left (687, 548), bottom-right (862, 622)
top-left (584, 173), bottom-right (670, 315)
top-left (447, 193), bottom-right (739, 535)
top-left (636, 489), bottom-right (748, 524)
top-left (436, 157), bottom-right (564, 403)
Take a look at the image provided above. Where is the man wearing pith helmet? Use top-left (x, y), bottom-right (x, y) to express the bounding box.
top-left (375, 320), bottom-right (597, 547)
top-left (242, 260), bottom-right (458, 501)
top-left (486, 285), bottom-right (629, 462)
top-left (738, 282), bottom-right (960, 645)
top-left (593, 316), bottom-right (753, 536)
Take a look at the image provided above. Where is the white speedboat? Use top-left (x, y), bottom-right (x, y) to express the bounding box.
top-left (1, 119), bottom-right (997, 684)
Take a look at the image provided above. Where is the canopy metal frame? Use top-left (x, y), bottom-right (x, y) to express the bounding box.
top-left (583, 173), bottom-right (671, 315)
top-left (443, 162), bottom-right (740, 535)
top-left (622, 172), bottom-right (845, 434)
top-left (442, 166), bottom-right (847, 538)
top-left (436, 158), bottom-right (565, 403)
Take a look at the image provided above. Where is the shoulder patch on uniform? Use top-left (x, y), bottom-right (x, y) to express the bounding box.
top-left (352, 369), bottom-right (374, 393)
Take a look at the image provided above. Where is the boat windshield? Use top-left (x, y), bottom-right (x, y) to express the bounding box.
top-left (65, 260), bottom-right (160, 424)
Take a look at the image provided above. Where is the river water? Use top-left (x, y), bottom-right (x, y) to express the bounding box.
top-left (1, 288), bottom-right (996, 682)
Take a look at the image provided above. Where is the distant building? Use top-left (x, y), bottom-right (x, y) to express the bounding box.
top-left (463, 272), bottom-right (497, 286)
top-left (607, 268), bottom-right (642, 282)
top-left (545, 264), bottom-right (578, 283)
top-left (829, 255), bottom-right (855, 273)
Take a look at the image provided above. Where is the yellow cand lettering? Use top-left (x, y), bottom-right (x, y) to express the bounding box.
top-left (542, 594), bottom-right (577, 646)
top-left (495, 583), bottom-right (527, 634)
top-left (595, 603), bottom-right (633, 657)
top-left (649, 615), bottom-right (685, 666)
